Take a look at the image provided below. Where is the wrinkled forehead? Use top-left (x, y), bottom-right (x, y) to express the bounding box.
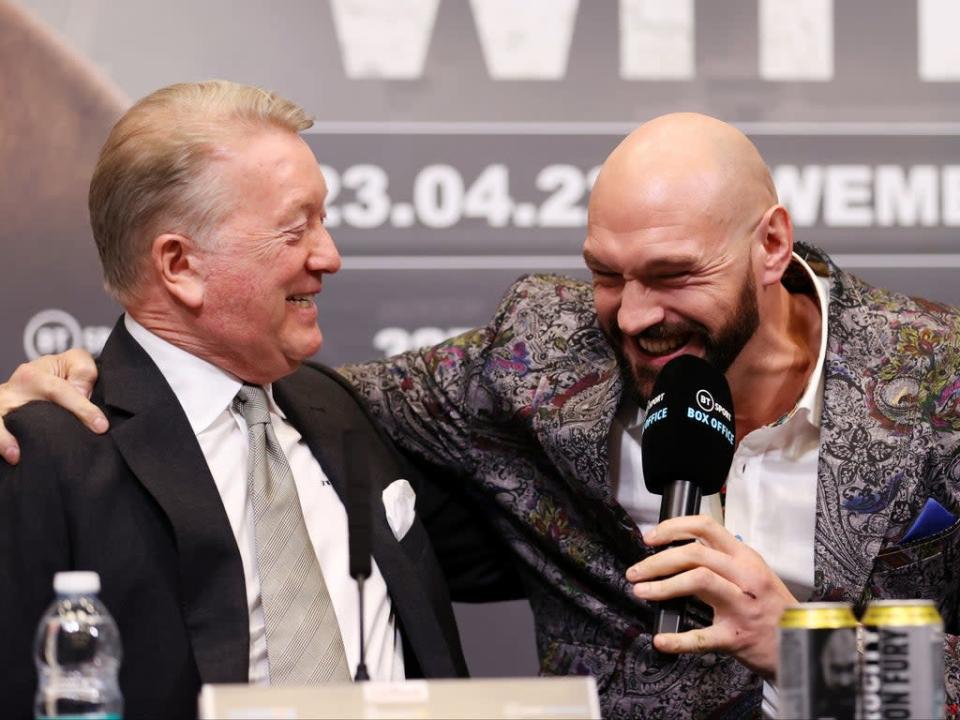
top-left (587, 177), bottom-right (746, 260)
top-left (594, 153), bottom-right (746, 230)
top-left (583, 190), bottom-right (765, 284)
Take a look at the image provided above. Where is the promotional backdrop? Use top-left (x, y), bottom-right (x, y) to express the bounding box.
top-left (4, 0), bottom-right (960, 676)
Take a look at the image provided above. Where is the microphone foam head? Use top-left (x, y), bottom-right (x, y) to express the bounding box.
top-left (640, 354), bottom-right (736, 496)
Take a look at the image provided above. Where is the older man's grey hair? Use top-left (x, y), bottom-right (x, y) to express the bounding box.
top-left (88, 80), bottom-right (313, 303)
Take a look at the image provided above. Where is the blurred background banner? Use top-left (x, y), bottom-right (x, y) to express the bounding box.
top-left (3, 0), bottom-right (960, 674)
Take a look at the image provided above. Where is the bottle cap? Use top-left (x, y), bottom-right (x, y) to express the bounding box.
top-left (53, 571), bottom-right (100, 595)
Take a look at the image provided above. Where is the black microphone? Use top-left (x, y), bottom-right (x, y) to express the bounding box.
top-left (345, 430), bottom-right (372, 681)
top-left (640, 354), bottom-right (735, 639)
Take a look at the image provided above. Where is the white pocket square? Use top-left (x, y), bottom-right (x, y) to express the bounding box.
top-left (382, 478), bottom-right (417, 541)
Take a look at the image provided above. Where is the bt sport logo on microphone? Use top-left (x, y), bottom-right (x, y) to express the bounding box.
top-left (689, 389), bottom-right (734, 446)
top-left (642, 391), bottom-right (668, 433)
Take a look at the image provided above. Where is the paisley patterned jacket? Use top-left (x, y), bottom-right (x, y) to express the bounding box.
top-left (341, 243), bottom-right (960, 719)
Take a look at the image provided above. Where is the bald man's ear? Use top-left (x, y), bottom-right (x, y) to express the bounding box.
top-left (151, 233), bottom-right (206, 309)
top-left (757, 204), bottom-right (794, 286)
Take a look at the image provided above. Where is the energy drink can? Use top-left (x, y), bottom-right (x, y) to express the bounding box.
top-left (778, 602), bottom-right (859, 720)
top-left (861, 599), bottom-right (944, 720)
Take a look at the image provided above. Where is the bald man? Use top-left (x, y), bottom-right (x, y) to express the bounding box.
top-left (4, 114), bottom-right (960, 719)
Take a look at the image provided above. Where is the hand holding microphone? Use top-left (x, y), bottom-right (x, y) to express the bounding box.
top-left (626, 355), bottom-right (795, 679)
top-left (637, 355), bottom-right (735, 639)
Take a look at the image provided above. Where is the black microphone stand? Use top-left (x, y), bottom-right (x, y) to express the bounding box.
top-left (354, 574), bottom-right (369, 682)
top-left (345, 430), bottom-right (372, 682)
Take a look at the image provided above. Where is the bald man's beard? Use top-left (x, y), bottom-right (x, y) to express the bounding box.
top-left (609, 270), bottom-right (760, 404)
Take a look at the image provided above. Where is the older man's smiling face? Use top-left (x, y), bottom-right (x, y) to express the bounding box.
top-left (194, 128), bottom-right (342, 383)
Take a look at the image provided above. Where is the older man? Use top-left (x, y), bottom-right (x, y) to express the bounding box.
top-left (0, 81), bottom-right (515, 720)
top-left (5, 113), bottom-right (960, 718)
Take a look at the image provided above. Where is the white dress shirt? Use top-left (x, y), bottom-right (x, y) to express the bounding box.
top-left (125, 315), bottom-right (404, 683)
top-left (611, 255), bottom-right (829, 716)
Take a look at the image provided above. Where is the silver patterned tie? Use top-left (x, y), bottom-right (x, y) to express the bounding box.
top-left (233, 384), bottom-right (350, 684)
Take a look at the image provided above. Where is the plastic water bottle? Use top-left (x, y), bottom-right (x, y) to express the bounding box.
top-left (34, 571), bottom-right (123, 719)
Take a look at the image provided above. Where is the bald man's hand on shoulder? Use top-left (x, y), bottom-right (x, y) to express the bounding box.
top-left (0, 349), bottom-right (105, 464)
top-left (626, 514), bottom-right (796, 680)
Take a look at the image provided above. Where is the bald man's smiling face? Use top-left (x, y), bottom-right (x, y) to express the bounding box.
top-left (584, 205), bottom-right (761, 403)
top-left (583, 114), bottom-right (780, 402)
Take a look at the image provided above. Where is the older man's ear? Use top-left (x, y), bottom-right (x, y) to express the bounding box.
top-left (153, 232), bottom-right (208, 309)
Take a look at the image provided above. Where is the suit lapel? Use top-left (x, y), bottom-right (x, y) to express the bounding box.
top-left (98, 320), bottom-right (249, 683)
top-left (807, 248), bottom-right (910, 605)
top-left (275, 368), bottom-right (460, 678)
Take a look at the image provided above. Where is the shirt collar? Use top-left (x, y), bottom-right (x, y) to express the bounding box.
top-left (621, 251), bottom-right (829, 432)
top-left (124, 314), bottom-right (284, 434)
top-left (783, 252), bottom-right (829, 430)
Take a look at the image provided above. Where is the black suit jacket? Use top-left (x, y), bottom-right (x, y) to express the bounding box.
top-left (0, 320), bottom-right (514, 719)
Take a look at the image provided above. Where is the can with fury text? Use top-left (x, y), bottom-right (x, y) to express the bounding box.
top-left (861, 599), bottom-right (944, 720)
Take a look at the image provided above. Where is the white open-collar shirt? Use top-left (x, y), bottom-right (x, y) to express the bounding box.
top-left (125, 315), bottom-right (404, 684)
